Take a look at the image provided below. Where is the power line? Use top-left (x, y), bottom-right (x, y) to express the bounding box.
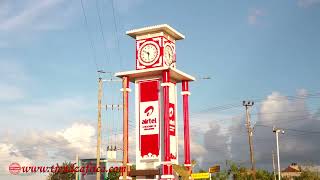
top-left (255, 124), bottom-right (320, 135)
top-left (79, 0), bottom-right (100, 75)
top-left (198, 92), bottom-right (320, 113)
top-left (250, 109), bottom-right (316, 116)
top-left (110, 0), bottom-right (123, 69)
top-left (95, 0), bottom-right (110, 68)
top-left (186, 110), bottom-right (316, 135)
top-left (281, 127), bottom-right (320, 135)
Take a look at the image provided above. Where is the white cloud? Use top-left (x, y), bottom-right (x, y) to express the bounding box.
top-left (0, 0), bottom-right (67, 31)
top-left (258, 91), bottom-right (310, 126)
top-left (0, 83), bottom-right (25, 101)
top-left (196, 89), bottom-right (320, 170)
top-left (190, 113), bottom-right (235, 134)
top-left (2, 86), bottom-right (319, 176)
top-left (0, 60), bottom-right (95, 130)
top-left (0, 143), bottom-right (33, 175)
top-left (251, 90), bottom-right (320, 168)
top-left (0, 122), bottom-right (98, 178)
top-left (298, 0), bottom-right (320, 7)
top-left (55, 123), bottom-right (97, 157)
top-left (178, 134), bottom-right (207, 166)
top-left (0, 0), bottom-right (78, 49)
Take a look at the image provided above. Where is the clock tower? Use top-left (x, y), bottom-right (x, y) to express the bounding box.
top-left (115, 24), bottom-right (194, 180)
top-left (132, 24), bottom-right (183, 70)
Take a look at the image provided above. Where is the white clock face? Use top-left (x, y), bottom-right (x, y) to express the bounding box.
top-left (139, 42), bottom-right (160, 66)
top-left (164, 45), bottom-right (174, 66)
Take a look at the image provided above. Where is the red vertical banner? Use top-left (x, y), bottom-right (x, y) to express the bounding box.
top-left (169, 84), bottom-right (177, 161)
top-left (139, 80), bottom-right (160, 159)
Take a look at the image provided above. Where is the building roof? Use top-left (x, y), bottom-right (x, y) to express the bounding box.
top-left (282, 166), bottom-right (301, 173)
top-left (114, 67), bottom-right (195, 83)
top-left (126, 24), bottom-right (185, 40)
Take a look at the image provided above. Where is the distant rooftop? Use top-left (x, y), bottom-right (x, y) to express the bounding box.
top-left (282, 166), bottom-right (300, 173)
top-left (126, 24), bottom-right (185, 40)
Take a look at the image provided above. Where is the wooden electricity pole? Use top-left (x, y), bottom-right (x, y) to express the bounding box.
top-left (122, 76), bottom-right (129, 180)
top-left (243, 101), bottom-right (256, 180)
top-left (96, 77), bottom-right (103, 180)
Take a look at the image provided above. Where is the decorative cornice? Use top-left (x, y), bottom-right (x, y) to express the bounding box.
top-left (126, 24), bottom-right (185, 40)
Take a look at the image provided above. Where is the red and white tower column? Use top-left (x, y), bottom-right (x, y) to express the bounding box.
top-left (120, 76), bottom-right (132, 180)
top-left (182, 80), bottom-right (191, 171)
top-left (161, 70), bottom-right (173, 179)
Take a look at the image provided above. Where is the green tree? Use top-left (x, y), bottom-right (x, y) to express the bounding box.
top-left (131, 165), bottom-right (136, 180)
top-left (106, 170), bottom-right (120, 180)
top-left (47, 161), bottom-right (75, 180)
top-left (211, 170), bottom-right (228, 180)
top-left (294, 169), bottom-right (320, 180)
top-left (256, 169), bottom-right (273, 180)
top-left (106, 165), bottom-right (126, 180)
top-left (227, 161), bottom-right (273, 180)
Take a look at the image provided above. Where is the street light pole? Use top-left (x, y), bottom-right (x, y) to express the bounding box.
top-left (272, 150), bottom-right (276, 180)
top-left (273, 127), bottom-right (284, 180)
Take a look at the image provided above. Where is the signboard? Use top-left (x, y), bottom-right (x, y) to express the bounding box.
top-left (140, 101), bottom-right (159, 135)
top-left (139, 80), bottom-right (160, 159)
top-left (79, 158), bottom-right (106, 180)
top-left (191, 173), bottom-right (210, 179)
top-left (209, 165), bottom-right (220, 173)
top-left (169, 84), bottom-right (177, 160)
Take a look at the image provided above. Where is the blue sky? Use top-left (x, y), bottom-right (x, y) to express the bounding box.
top-left (1, 0), bottom-right (320, 179)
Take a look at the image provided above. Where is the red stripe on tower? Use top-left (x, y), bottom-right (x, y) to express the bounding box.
top-left (162, 70), bottom-right (171, 176)
top-left (182, 80), bottom-right (191, 170)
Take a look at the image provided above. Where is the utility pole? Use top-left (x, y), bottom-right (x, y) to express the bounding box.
top-left (104, 76), bottom-right (122, 161)
top-left (76, 154), bottom-right (79, 180)
top-left (272, 150), bottom-right (276, 180)
top-left (122, 76), bottom-right (129, 180)
top-left (96, 77), bottom-right (103, 180)
top-left (243, 101), bottom-right (256, 180)
top-left (273, 127), bottom-right (284, 180)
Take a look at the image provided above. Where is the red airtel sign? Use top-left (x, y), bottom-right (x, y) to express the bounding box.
top-left (139, 79), bottom-right (160, 159)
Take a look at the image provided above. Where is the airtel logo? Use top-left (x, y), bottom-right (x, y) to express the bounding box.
top-left (169, 107), bottom-right (174, 118)
top-left (144, 106), bottom-right (154, 116)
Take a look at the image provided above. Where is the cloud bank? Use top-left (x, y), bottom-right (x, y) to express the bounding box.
top-left (200, 90), bottom-right (320, 170)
